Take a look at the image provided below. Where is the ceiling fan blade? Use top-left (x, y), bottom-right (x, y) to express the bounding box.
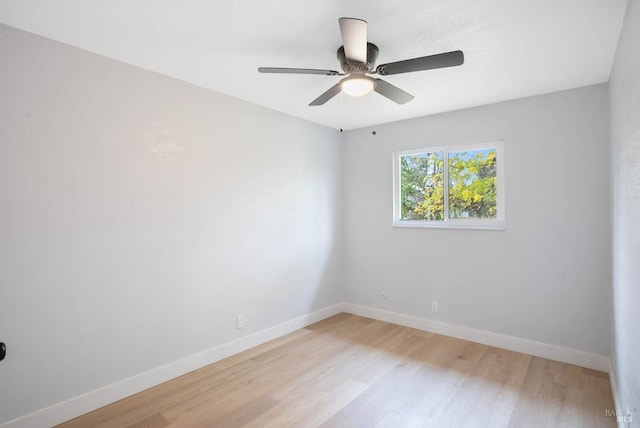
top-left (339, 17), bottom-right (368, 63)
top-left (309, 83), bottom-right (342, 106)
top-left (258, 67), bottom-right (341, 76)
top-left (376, 50), bottom-right (464, 75)
top-left (374, 79), bottom-right (414, 104)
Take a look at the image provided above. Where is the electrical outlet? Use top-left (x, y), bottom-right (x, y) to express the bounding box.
top-left (236, 315), bottom-right (245, 329)
top-left (431, 301), bottom-right (439, 313)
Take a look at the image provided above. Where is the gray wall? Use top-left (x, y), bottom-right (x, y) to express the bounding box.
top-left (342, 85), bottom-right (611, 356)
top-left (610, 0), bottom-right (640, 420)
top-left (0, 24), bottom-right (343, 424)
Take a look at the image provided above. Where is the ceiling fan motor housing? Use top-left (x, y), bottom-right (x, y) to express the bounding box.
top-left (337, 42), bottom-right (379, 73)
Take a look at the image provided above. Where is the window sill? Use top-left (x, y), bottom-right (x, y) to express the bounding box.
top-left (392, 220), bottom-right (506, 230)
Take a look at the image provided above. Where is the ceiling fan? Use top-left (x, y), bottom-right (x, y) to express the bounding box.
top-left (258, 17), bottom-right (464, 106)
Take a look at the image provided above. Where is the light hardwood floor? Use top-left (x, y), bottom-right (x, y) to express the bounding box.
top-left (57, 313), bottom-right (616, 427)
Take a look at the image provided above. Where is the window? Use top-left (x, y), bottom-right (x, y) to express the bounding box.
top-left (393, 141), bottom-right (505, 229)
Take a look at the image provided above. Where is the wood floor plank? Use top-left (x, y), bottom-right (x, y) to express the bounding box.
top-left (124, 412), bottom-right (171, 428)
top-left (197, 394), bottom-right (279, 428)
top-left (245, 379), bottom-right (368, 428)
top-left (57, 314), bottom-right (616, 428)
top-left (508, 357), bottom-right (616, 428)
top-left (211, 328), bottom-right (312, 371)
top-left (321, 334), bottom-right (489, 428)
top-left (433, 347), bottom-right (531, 428)
top-left (260, 330), bottom-right (429, 427)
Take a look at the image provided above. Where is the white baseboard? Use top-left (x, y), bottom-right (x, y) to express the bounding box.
top-left (1, 303), bottom-right (343, 428)
top-left (608, 360), bottom-right (633, 428)
top-left (609, 360), bottom-right (622, 428)
top-left (341, 303), bottom-right (610, 372)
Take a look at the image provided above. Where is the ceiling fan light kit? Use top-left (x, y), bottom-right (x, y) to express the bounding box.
top-left (259, 17), bottom-right (464, 106)
top-left (341, 75), bottom-right (375, 96)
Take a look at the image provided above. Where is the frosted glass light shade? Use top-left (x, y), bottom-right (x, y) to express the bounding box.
top-left (341, 76), bottom-right (375, 96)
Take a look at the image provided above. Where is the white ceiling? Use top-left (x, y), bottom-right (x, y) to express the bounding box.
top-left (0, 0), bottom-right (628, 130)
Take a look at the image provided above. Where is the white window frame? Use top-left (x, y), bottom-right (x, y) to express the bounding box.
top-left (393, 140), bottom-right (505, 230)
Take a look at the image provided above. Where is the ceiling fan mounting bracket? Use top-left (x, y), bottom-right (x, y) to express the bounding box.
top-left (337, 43), bottom-right (379, 73)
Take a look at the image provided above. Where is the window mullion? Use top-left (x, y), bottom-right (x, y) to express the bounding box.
top-left (443, 150), bottom-right (449, 222)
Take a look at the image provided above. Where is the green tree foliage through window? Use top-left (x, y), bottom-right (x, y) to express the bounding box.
top-left (448, 149), bottom-right (497, 219)
top-left (399, 147), bottom-right (497, 221)
top-left (400, 151), bottom-right (444, 220)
